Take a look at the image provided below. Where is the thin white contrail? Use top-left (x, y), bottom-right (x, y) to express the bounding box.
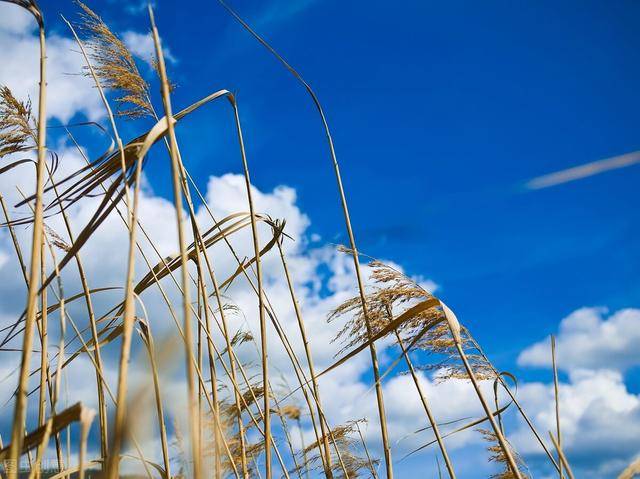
top-left (524, 150), bottom-right (640, 190)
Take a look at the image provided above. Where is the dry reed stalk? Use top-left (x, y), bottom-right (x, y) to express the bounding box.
top-left (65, 93), bottom-right (250, 479)
top-left (165, 202), bottom-right (336, 478)
top-left (8, 200), bottom-right (72, 476)
top-left (61, 129), bottom-right (210, 479)
top-left (276, 238), bottom-right (334, 477)
top-left (494, 378), bottom-right (504, 435)
top-left (551, 336), bottom-right (562, 479)
top-left (549, 433), bottom-right (575, 479)
top-left (106, 97), bottom-right (147, 479)
top-left (1, 190), bottom-right (63, 469)
top-left (204, 263), bottom-right (250, 478)
top-left (177, 195), bottom-right (250, 478)
top-left (46, 162), bottom-right (109, 468)
top-left (196, 293), bottom-right (205, 477)
top-left (67, 146), bottom-right (287, 477)
top-left (0, 194), bottom-right (64, 469)
top-left (442, 305), bottom-right (522, 479)
top-left (383, 305), bottom-right (456, 479)
top-left (261, 303), bottom-right (342, 476)
top-left (354, 420), bottom-right (378, 479)
top-left (233, 285), bottom-right (350, 478)
top-left (26, 419), bottom-right (52, 479)
top-left (0, 195), bottom-right (29, 284)
top-left (137, 320), bottom-right (171, 479)
top-left (226, 93), bottom-right (272, 477)
top-left (50, 290), bottom-right (160, 479)
top-left (44, 460), bottom-right (102, 479)
top-left (7, 1), bottom-right (46, 473)
top-left (217, 4), bottom-right (394, 476)
top-left (35, 239), bottom-right (47, 479)
top-left (619, 458), bottom-right (640, 479)
top-left (149, 9), bottom-right (201, 478)
top-left (271, 395), bottom-right (304, 478)
top-left (0, 402), bottom-right (92, 461)
top-left (162, 128), bottom-right (249, 475)
top-left (297, 403), bottom-right (310, 479)
top-left (77, 407), bottom-right (95, 479)
top-left (196, 276), bottom-right (223, 479)
top-left (176, 356), bottom-right (242, 479)
top-left (140, 65), bottom-right (228, 478)
top-left (162, 137), bottom-right (334, 470)
top-left (22, 188), bottom-right (68, 426)
top-left (199, 277), bottom-right (244, 476)
top-left (279, 384), bottom-right (311, 479)
top-left (471, 338), bottom-right (561, 473)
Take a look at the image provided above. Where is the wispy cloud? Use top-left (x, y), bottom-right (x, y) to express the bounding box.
top-left (124, 0), bottom-right (156, 15)
top-left (122, 30), bottom-right (176, 66)
top-left (524, 151), bottom-right (640, 190)
top-left (255, 0), bottom-right (320, 26)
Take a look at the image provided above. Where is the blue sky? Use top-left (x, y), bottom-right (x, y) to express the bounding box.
top-left (2, 0), bottom-right (640, 476)
top-left (40, 0), bottom-right (639, 373)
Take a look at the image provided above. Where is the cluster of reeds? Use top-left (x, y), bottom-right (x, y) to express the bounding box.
top-left (0, 1), bottom-right (609, 478)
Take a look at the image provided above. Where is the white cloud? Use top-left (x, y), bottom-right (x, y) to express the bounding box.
top-left (0, 3), bottom-right (104, 122)
top-left (518, 307), bottom-right (640, 372)
top-left (0, 2), bottom-right (33, 34)
top-left (0, 124), bottom-right (451, 474)
top-left (513, 306), bottom-right (640, 477)
top-left (512, 368), bottom-right (640, 478)
top-left (122, 30), bottom-right (176, 67)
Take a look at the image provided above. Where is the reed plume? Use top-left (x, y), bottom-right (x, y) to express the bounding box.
top-left (296, 420), bottom-right (379, 479)
top-left (330, 259), bottom-right (494, 383)
top-left (478, 429), bottom-right (530, 479)
top-left (0, 86), bottom-right (35, 158)
top-left (75, 1), bottom-right (152, 119)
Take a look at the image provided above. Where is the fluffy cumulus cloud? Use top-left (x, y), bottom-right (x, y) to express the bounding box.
top-left (515, 306), bottom-right (640, 478)
top-left (511, 368), bottom-right (640, 478)
top-left (0, 3), bottom-right (173, 122)
top-left (2, 5), bottom-right (640, 479)
top-left (518, 307), bottom-right (640, 372)
top-left (0, 4), bottom-right (104, 122)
